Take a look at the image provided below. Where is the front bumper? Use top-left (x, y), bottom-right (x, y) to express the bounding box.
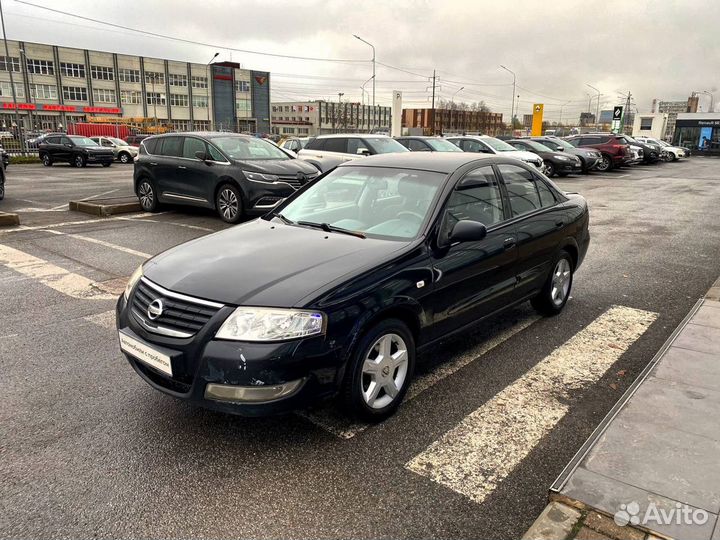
top-left (115, 294), bottom-right (343, 416)
top-left (87, 153), bottom-right (114, 164)
top-left (555, 160), bottom-right (582, 173)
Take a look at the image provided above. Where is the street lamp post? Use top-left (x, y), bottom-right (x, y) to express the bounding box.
top-left (500, 65), bottom-right (516, 132)
top-left (0, 0), bottom-right (24, 154)
top-left (19, 48), bottom-right (34, 130)
top-left (451, 86), bottom-right (464, 132)
top-left (206, 52), bottom-right (219, 130)
top-left (361, 75), bottom-right (373, 132)
top-left (586, 83), bottom-right (601, 130)
top-left (353, 35), bottom-right (375, 130)
top-left (559, 100), bottom-right (571, 126)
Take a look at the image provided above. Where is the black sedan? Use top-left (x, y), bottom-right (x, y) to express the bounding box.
top-left (507, 139), bottom-right (582, 177)
top-left (117, 153), bottom-right (590, 421)
top-left (528, 137), bottom-right (602, 173)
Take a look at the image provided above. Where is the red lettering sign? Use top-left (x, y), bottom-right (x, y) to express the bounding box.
top-left (2, 102), bottom-right (37, 110)
top-left (83, 106), bottom-right (121, 114)
top-left (42, 104), bottom-right (76, 112)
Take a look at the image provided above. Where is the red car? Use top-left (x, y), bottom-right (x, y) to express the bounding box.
top-left (565, 134), bottom-right (630, 172)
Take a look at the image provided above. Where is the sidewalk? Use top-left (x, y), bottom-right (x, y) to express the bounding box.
top-left (525, 278), bottom-right (720, 540)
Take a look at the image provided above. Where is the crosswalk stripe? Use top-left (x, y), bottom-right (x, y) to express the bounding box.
top-left (300, 313), bottom-right (541, 439)
top-left (0, 244), bottom-right (115, 300)
top-left (405, 305), bottom-right (657, 505)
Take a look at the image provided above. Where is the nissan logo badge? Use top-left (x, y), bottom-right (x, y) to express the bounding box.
top-left (147, 299), bottom-right (164, 320)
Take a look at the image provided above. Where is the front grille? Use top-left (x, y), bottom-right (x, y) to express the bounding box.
top-left (132, 278), bottom-right (222, 338)
top-left (277, 173), bottom-right (318, 188)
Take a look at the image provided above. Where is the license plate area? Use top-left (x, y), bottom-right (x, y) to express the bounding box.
top-left (119, 331), bottom-right (173, 376)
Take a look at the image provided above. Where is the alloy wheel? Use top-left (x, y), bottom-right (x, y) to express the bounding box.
top-left (138, 182), bottom-right (154, 210)
top-left (550, 258), bottom-right (572, 306)
top-left (218, 188), bottom-right (239, 221)
top-left (597, 156), bottom-right (611, 171)
top-left (42, 155), bottom-right (51, 166)
top-left (361, 333), bottom-right (409, 409)
top-left (120, 153), bottom-right (130, 163)
top-left (544, 161), bottom-right (555, 177)
top-left (75, 156), bottom-right (84, 168)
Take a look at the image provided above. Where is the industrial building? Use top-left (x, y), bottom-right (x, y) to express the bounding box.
top-left (270, 100), bottom-right (392, 136)
top-left (401, 108), bottom-right (504, 136)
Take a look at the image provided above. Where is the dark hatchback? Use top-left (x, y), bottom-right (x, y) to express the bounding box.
top-left (39, 134), bottom-right (114, 168)
top-left (507, 139), bottom-right (583, 177)
top-left (134, 132), bottom-right (320, 223)
top-left (117, 153), bottom-right (590, 421)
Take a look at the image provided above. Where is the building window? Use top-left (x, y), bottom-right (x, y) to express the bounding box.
top-left (236, 99), bottom-right (251, 117)
top-left (146, 92), bottom-right (166, 105)
top-left (118, 68), bottom-right (141, 83)
top-left (29, 84), bottom-right (57, 100)
top-left (168, 74), bottom-right (188, 87)
top-left (120, 90), bottom-right (142, 104)
top-left (26, 58), bottom-right (54, 75)
top-left (0, 55), bottom-right (20, 72)
top-left (60, 62), bottom-right (85, 78)
top-left (640, 117), bottom-right (653, 130)
top-left (298, 128), bottom-right (309, 134)
top-left (170, 120), bottom-right (189, 131)
top-left (192, 95), bottom-right (208, 108)
top-left (145, 71), bottom-right (165, 85)
top-left (62, 86), bottom-right (88, 101)
top-left (235, 80), bottom-right (250, 93)
top-left (282, 127), bottom-right (294, 134)
top-left (90, 65), bottom-right (114, 80)
top-left (191, 76), bottom-right (207, 89)
top-left (92, 88), bottom-right (116, 103)
top-left (170, 93), bottom-right (189, 107)
top-left (193, 120), bottom-right (210, 131)
top-left (0, 81), bottom-right (24, 98)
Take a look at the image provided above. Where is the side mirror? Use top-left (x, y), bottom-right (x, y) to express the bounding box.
top-left (357, 147), bottom-right (370, 156)
top-left (450, 220), bottom-right (487, 243)
top-left (195, 150), bottom-right (210, 161)
top-left (64, 143), bottom-right (73, 148)
top-left (555, 146), bottom-right (564, 151)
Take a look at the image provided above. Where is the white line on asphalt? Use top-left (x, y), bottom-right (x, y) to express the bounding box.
top-left (44, 229), bottom-right (151, 258)
top-left (84, 310), bottom-right (116, 330)
top-left (405, 305), bottom-right (657, 505)
top-left (0, 212), bottom-right (165, 234)
top-left (50, 188), bottom-right (123, 210)
top-left (299, 314), bottom-right (541, 439)
top-left (116, 216), bottom-right (216, 232)
top-left (0, 243), bottom-right (115, 300)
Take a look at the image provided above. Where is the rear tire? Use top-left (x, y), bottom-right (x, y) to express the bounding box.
top-left (531, 250), bottom-right (574, 316)
top-left (340, 318), bottom-right (415, 422)
top-left (136, 179), bottom-right (159, 212)
top-left (215, 183), bottom-right (244, 224)
top-left (41, 153), bottom-right (52, 167)
top-left (118, 152), bottom-right (131, 164)
top-left (74, 155), bottom-right (86, 168)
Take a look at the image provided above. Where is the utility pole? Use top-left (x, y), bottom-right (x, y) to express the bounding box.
top-left (0, 0), bottom-right (25, 154)
top-left (338, 92), bottom-right (344, 131)
top-left (500, 65), bottom-right (516, 132)
top-left (430, 69), bottom-right (436, 135)
top-left (623, 91), bottom-right (632, 133)
top-left (586, 84), bottom-right (601, 130)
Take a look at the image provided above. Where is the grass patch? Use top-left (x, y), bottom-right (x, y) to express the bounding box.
top-left (9, 155), bottom-right (41, 164)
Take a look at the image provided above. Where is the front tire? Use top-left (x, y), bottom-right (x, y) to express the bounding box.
top-left (595, 154), bottom-right (612, 172)
top-left (341, 318), bottom-right (415, 422)
top-left (41, 153), bottom-right (52, 167)
top-left (215, 184), bottom-right (244, 224)
top-left (74, 155), bottom-right (86, 168)
top-left (118, 152), bottom-right (131, 164)
top-left (136, 179), bottom-right (159, 212)
top-left (544, 161), bottom-right (556, 177)
top-left (531, 250), bottom-right (574, 316)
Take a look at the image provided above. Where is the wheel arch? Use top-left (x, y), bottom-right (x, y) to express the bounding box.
top-left (558, 237), bottom-right (579, 270)
top-left (213, 176), bottom-right (246, 210)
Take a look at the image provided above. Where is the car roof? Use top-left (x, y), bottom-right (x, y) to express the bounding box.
top-left (396, 136), bottom-right (446, 139)
top-left (446, 135), bottom-right (492, 140)
top-left (147, 132), bottom-right (254, 140)
top-left (315, 133), bottom-right (390, 139)
top-left (336, 152), bottom-right (498, 173)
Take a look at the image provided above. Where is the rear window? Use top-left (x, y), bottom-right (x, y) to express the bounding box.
top-left (142, 138), bottom-right (159, 154)
top-left (323, 138), bottom-right (347, 153)
top-left (158, 136), bottom-right (183, 157)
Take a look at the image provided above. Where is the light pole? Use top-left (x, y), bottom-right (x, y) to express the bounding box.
top-left (353, 35), bottom-right (375, 130)
top-left (559, 100), bottom-right (571, 126)
top-left (451, 86), bottom-right (464, 132)
top-left (338, 92), bottom-right (344, 131)
top-left (19, 48), bottom-right (35, 130)
top-left (361, 76), bottom-right (373, 132)
top-left (0, 0), bottom-right (24, 153)
top-left (206, 52), bottom-right (219, 129)
top-left (500, 65), bottom-right (516, 132)
top-left (586, 84), bottom-right (601, 130)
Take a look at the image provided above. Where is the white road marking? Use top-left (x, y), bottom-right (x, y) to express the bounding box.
top-left (0, 244), bottom-right (115, 300)
top-left (51, 188), bottom-right (123, 210)
top-left (0, 212), bottom-right (167, 234)
top-left (300, 314), bottom-right (541, 439)
top-left (44, 229), bottom-right (151, 258)
top-left (406, 305), bottom-right (657, 505)
top-left (117, 216), bottom-right (215, 232)
top-left (84, 310), bottom-right (116, 330)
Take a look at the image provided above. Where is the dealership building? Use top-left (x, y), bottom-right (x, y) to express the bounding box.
top-left (0, 39), bottom-right (271, 134)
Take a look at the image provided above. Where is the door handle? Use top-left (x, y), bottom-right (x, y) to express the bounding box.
top-left (178, 165), bottom-right (187, 169)
top-left (149, 162), bottom-right (158, 166)
top-left (503, 237), bottom-right (516, 249)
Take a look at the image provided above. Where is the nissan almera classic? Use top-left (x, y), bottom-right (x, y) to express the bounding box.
top-left (117, 153), bottom-right (590, 421)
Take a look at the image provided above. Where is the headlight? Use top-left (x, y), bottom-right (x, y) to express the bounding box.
top-left (555, 155), bottom-right (570, 161)
top-left (124, 264), bottom-right (143, 300)
top-left (216, 307), bottom-right (325, 341)
top-left (243, 170), bottom-right (279, 183)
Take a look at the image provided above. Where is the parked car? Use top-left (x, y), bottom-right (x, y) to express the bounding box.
top-left (26, 132), bottom-right (56, 149)
top-left (39, 135), bottom-right (114, 168)
top-left (0, 162), bottom-right (5, 200)
top-left (506, 139), bottom-right (582, 177)
top-left (0, 144), bottom-right (8, 169)
top-left (117, 152), bottom-right (590, 420)
top-left (635, 137), bottom-right (686, 161)
top-left (447, 135), bottom-right (545, 171)
top-left (528, 136), bottom-right (602, 173)
top-left (134, 132), bottom-right (320, 223)
top-left (627, 144), bottom-right (645, 164)
top-left (395, 136), bottom-right (464, 152)
top-left (125, 134), bottom-right (150, 146)
top-left (622, 135), bottom-right (661, 164)
top-left (565, 134), bottom-right (631, 172)
top-left (297, 134), bottom-right (408, 172)
top-left (280, 137), bottom-right (312, 153)
top-left (89, 136), bottom-right (139, 164)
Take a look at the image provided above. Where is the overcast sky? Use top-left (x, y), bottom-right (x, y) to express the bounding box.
top-left (2, 0), bottom-right (718, 122)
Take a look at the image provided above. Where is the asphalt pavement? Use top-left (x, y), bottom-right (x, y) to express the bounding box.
top-left (1, 158), bottom-right (719, 539)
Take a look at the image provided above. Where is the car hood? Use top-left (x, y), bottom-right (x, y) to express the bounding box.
top-left (500, 149), bottom-right (542, 162)
top-left (232, 158), bottom-right (318, 176)
top-left (143, 219), bottom-right (409, 307)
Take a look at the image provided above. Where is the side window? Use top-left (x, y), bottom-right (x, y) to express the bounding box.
top-left (511, 141), bottom-right (529, 151)
top-left (462, 139), bottom-right (488, 153)
top-left (60, 136), bottom-right (72, 145)
top-left (304, 138), bottom-right (325, 151)
top-left (396, 139), bottom-right (410, 150)
top-left (183, 137), bottom-right (207, 159)
top-left (46, 136), bottom-right (60, 144)
top-left (579, 136), bottom-right (600, 145)
top-left (159, 136), bottom-right (183, 157)
top-left (346, 138), bottom-right (363, 155)
top-left (535, 177), bottom-right (557, 207)
top-left (408, 139), bottom-right (430, 152)
top-left (101, 139), bottom-right (113, 147)
top-left (143, 138), bottom-right (158, 154)
top-left (440, 166), bottom-right (505, 243)
top-left (207, 143), bottom-right (225, 162)
top-left (498, 164), bottom-right (542, 217)
top-left (323, 138), bottom-right (347, 153)
top-left (567, 138), bottom-right (580, 147)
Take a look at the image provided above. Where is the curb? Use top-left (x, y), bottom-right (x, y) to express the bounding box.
top-left (0, 211), bottom-right (20, 226)
top-left (69, 196), bottom-right (141, 217)
top-left (705, 275), bottom-right (720, 302)
top-left (522, 501), bottom-right (581, 540)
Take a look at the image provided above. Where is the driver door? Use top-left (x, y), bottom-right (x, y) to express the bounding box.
top-left (429, 164), bottom-right (518, 339)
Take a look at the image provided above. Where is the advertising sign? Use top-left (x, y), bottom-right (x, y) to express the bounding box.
top-left (611, 106), bottom-right (623, 132)
top-left (531, 103), bottom-right (544, 136)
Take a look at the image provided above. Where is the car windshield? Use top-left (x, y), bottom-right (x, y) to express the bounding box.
top-left (426, 138), bottom-right (463, 152)
top-left (522, 140), bottom-right (554, 152)
top-left (364, 137), bottom-right (409, 154)
top-left (69, 136), bottom-right (98, 147)
top-left (211, 136), bottom-right (290, 160)
top-left (108, 137), bottom-right (126, 146)
top-left (547, 138), bottom-right (575, 150)
top-left (657, 140), bottom-right (670, 147)
top-left (273, 166), bottom-right (446, 240)
top-left (481, 137), bottom-right (517, 152)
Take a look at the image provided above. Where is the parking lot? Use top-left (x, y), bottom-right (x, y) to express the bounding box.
top-left (2, 158), bottom-right (720, 538)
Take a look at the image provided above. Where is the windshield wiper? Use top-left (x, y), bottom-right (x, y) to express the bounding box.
top-left (297, 221), bottom-right (366, 239)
